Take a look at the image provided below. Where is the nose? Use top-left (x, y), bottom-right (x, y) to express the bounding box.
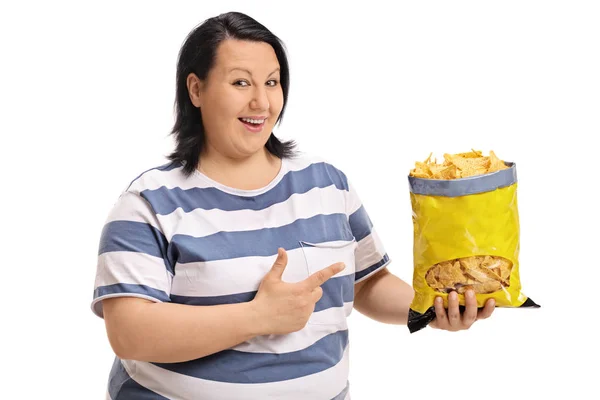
top-left (250, 86), bottom-right (270, 111)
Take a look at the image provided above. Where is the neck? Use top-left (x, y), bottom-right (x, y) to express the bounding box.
top-left (198, 147), bottom-right (281, 190)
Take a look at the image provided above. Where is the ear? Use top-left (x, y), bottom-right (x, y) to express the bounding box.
top-left (186, 73), bottom-right (204, 108)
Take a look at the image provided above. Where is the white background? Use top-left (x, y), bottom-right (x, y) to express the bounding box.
top-left (2, 1), bottom-right (599, 398)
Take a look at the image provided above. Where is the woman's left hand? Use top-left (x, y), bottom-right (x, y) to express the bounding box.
top-left (429, 290), bottom-right (495, 331)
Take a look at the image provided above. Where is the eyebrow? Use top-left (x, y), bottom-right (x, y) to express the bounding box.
top-left (228, 67), bottom-right (280, 77)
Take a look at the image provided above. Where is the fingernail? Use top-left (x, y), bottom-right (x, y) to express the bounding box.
top-left (435, 297), bottom-right (442, 304)
top-left (450, 292), bottom-right (457, 300)
top-left (466, 290), bottom-right (474, 298)
top-left (338, 263), bottom-right (346, 270)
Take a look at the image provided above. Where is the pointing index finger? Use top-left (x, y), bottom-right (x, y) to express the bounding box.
top-left (303, 263), bottom-right (345, 289)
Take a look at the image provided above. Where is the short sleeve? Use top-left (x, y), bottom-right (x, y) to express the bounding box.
top-left (345, 181), bottom-right (391, 283)
top-left (91, 191), bottom-right (173, 318)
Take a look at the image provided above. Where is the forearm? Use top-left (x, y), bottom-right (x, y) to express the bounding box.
top-left (105, 298), bottom-right (262, 363)
top-left (354, 268), bottom-right (415, 324)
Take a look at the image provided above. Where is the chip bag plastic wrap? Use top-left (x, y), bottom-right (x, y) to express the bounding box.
top-left (407, 150), bottom-right (539, 333)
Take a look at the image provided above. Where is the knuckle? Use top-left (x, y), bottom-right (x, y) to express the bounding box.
top-left (270, 262), bottom-right (282, 271)
top-left (315, 270), bottom-right (326, 284)
top-left (297, 298), bottom-right (310, 309)
top-left (434, 321), bottom-right (446, 330)
top-left (299, 318), bottom-right (310, 330)
top-left (295, 313), bottom-right (309, 326)
top-left (314, 290), bottom-right (323, 302)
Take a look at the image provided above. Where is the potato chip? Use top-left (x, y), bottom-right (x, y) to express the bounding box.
top-left (457, 284), bottom-right (475, 294)
top-left (480, 255), bottom-right (497, 268)
top-left (481, 280), bottom-right (503, 293)
top-left (459, 167), bottom-right (487, 178)
top-left (410, 161), bottom-right (434, 178)
top-left (488, 150), bottom-right (509, 173)
top-left (459, 256), bottom-right (479, 271)
top-left (438, 165), bottom-right (457, 179)
top-left (425, 268), bottom-right (440, 289)
top-left (454, 149), bottom-right (483, 158)
top-left (498, 258), bottom-right (512, 283)
top-left (409, 150), bottom-right (509, 179)
top-left (437, 261), bottom-right (460, 287)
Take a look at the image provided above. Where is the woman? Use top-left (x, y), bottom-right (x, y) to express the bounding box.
top-left (92, 12), bottom-right (495, 399)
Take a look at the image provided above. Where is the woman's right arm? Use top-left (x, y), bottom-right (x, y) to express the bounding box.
top-left (103, 297), bottom-right (261, 363)
top-left (103, 248), bottom-right (344, 363)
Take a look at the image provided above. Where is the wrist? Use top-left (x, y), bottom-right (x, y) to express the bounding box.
top-left (245, 300), bottom-right (270, 337)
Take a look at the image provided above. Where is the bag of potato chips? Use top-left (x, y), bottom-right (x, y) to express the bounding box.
top-left (407, 150), bottom-right (539, 333)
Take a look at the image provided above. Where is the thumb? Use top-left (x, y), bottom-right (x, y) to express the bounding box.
top-left (268, 248), bottom-right (288, 280)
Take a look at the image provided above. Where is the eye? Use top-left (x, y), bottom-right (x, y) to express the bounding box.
top-left (233, 80), bottom-right (249, 87)
top-left (266, 80), bottom-right (279, 87)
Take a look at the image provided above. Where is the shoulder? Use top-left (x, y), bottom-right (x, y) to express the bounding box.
top-left (284, 151), bottom-right (350, 190)
top-left (124, 160), bottom-right (187, 195)
top-left (285, 151), bottom-right (346, 173)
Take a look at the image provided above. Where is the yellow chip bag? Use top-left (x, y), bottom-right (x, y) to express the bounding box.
top-left (407, 150), bottom-right (539, 333)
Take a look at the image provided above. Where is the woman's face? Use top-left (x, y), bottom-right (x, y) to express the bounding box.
top-left (188, 39), bottom-right (284, 160)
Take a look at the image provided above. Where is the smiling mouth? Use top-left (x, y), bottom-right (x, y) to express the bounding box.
top-left (238, 118), bottom-right (266, 132)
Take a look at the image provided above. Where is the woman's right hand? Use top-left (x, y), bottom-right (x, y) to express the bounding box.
top-left (251, 248), bottom-right (345, 335)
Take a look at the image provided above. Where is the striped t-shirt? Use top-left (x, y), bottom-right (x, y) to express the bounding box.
top-left (92, 153), bottom-right (390, 400)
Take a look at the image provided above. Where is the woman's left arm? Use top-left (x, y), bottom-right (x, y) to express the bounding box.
top-left (354, 268), bottom-right (414, 325)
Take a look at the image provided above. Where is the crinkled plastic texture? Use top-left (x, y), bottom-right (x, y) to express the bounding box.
top-left (407, 162), bottom-right (539, 333)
